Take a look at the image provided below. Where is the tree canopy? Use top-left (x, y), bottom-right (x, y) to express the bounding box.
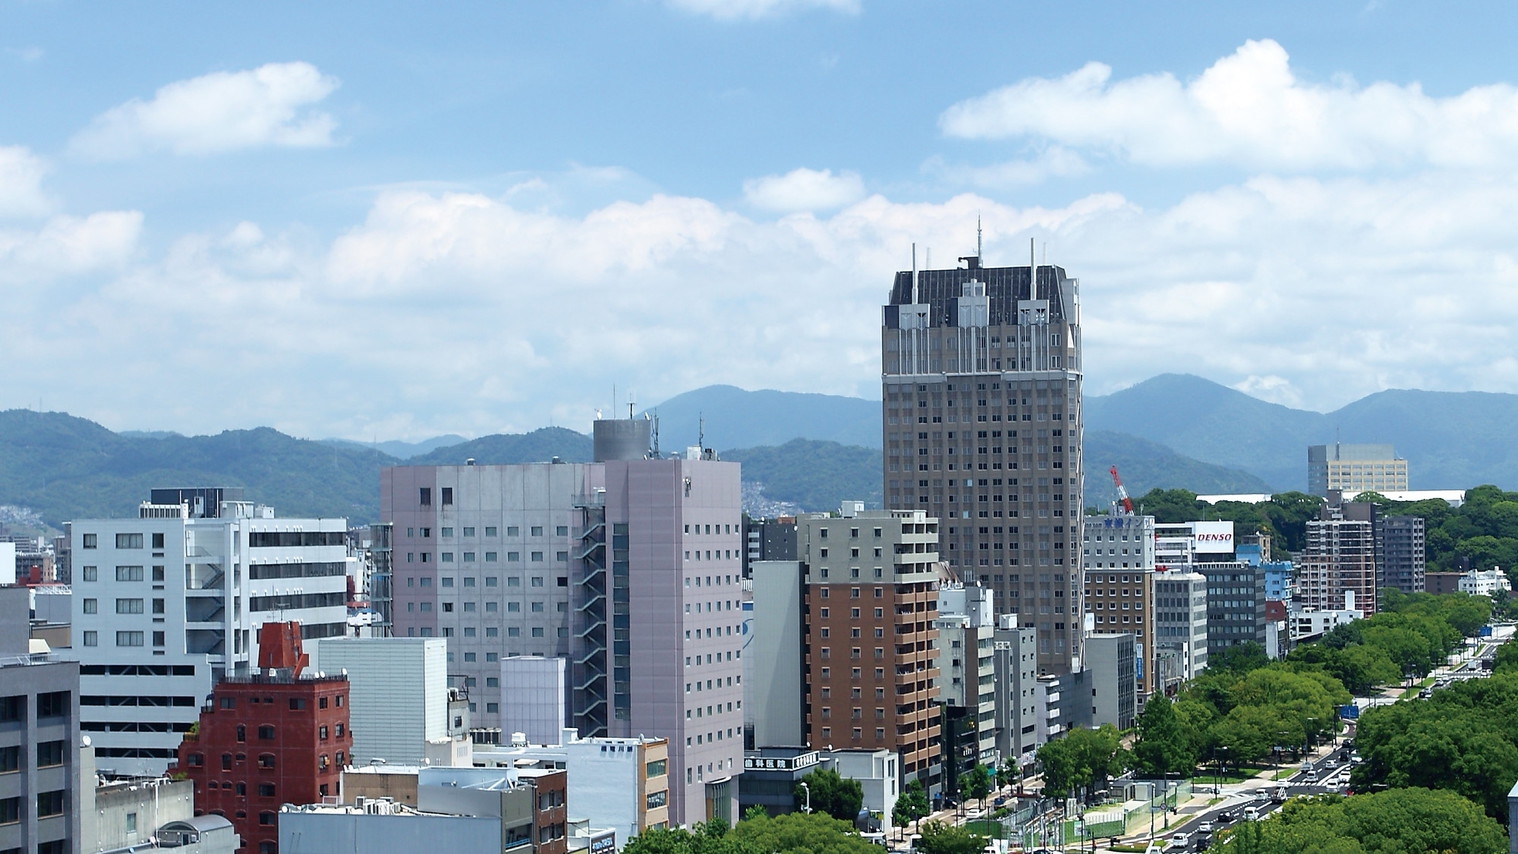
top-left (796, 768), bottom-right (863, 823)
top-left (1225, 788), bottom-right (1506, 854)
top-left (915, 821), bottom-right (988, 854)
top-left (1037, 725), bottom-right (1128, 799)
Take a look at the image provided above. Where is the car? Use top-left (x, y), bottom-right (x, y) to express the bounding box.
top-left (1168, 832), bottom-right (1191, 850)
top-left (1303, 770), bottom-right (1318, 783)
top-left (1215, 810), bottom-right (1235, 824)
top-left (1243, 806), bottom-right (1261, 821)
top-left (1197, 821), bottom-right (1213, 834)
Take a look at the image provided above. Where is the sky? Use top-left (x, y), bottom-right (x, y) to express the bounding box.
top-left (5, 1), bottom-right (1518, 442)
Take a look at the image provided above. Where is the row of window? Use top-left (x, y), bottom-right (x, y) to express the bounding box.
top-left (80, 532), bottom-right (166, 550)
top-left (0, 741), bottom-right (64, 772)
top-left (0, 790), bottom-right (66, 823)
top-left (408, 523), bottom-right (575, 539)
top-left (82, 597), bottom-right (165, 614)
top-left (406, 550), bottom-right (571, 563)
top-left (77, 565), bottom-right (166, 582)
top-left (0, 692), bottom-right (70, 721)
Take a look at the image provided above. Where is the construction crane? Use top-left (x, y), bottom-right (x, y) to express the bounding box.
top-left (1109, 466), bottom-right (1135, 515)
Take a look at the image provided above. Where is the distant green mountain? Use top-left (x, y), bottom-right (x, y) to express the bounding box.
top-left (322, 434), bottom-right (469, 459)
top-left (722, 440), bottom-right (884, 511)
top-left (1084, 374), bottom-right (1518, 491)
top-left (1083, 430), bottom-right (1272, 508)
top-left (0, 410), bottom-right (396, 526)
top-left (406, 428), bottom-right (593, 466)
top-left (643, 385), bottom-right (880, 450)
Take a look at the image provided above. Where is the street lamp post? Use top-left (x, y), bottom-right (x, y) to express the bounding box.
top-left (799, 781), bottom-right (811, 814)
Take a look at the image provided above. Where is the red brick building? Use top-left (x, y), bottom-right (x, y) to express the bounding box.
top-left (172, 623), bottom-right (352, 854)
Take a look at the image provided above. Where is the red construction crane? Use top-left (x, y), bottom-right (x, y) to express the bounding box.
top-left (1109, 466), bottom-right (1135, 515)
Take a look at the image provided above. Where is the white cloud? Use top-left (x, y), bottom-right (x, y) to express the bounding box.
top-left (5, 46), bottom-right (44, 63)
top-left (940, 39), bottom-right (1518, 172)
top-left (665, 0), bottom-right (859, 21)
top-left (922, 146), bottom-right (1091, 189)
top-left (0, 211), bottom-right (142, 282)
top-left (70, 62), bottom-right (340, 160)
top-left (743, 168), bottom-right (866, 212)
top-left (0, 147), bottom-right (54, 218)
top-left (9, 165), bottom-right (1518, 439)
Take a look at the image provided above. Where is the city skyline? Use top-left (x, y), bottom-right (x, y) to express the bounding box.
top-left (5, 3), bottom-right (1518, 441)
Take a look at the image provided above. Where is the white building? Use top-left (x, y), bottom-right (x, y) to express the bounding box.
top-left (309, 636), bottom-right (472, 768)
top-left (1460, 569), bottom-right (1513, 597)
top-left (68, 498), bottom-right (348, 775)
top-left (936, 583), bottom-right (997, 768)
top-left (1290, 608), bottom-right (1360, 642)
top-left (470, 729), bottom-right (671, 846)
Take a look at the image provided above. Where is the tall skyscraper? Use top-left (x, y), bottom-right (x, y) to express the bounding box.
top-left (882, 248), bottom-right (1084, 675)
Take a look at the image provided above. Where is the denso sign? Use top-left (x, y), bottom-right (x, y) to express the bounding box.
top-left (1192, 522), bottom-right (1235, 554)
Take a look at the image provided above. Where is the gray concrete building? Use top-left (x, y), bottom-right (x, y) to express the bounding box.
top-left (382, 419), bottom-right (744, 827)
top-left (935, 582), bottom-right (997, 786)
top-left (881, 249), bottom-right (1085, 676)
top-left (1, 585), bottom-right (82, 854)
top-left (992, 615), bottom-right (1039, 768)
top-left (1378, 515), bottom-right (1426, 595)
top-left (1083, 633), bottom-right (1136, 730)
top-left (1152, 571), bottom-right (1208, 687)
top-left (1197, 563), bottom-right (1268, 651)
top-left (745, 560), bottom-right (805, 749)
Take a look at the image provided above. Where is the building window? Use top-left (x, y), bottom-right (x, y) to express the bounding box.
top-left (419, 487), bottom-right (432, 506)
top-left (442, 487), bottom-right (453, 505)
top-left (81, 565), bottom-right (98, 581)
top-left (36, 740), bottom-right (65, 767)
top-left (258, 725), bottom-right (276, 740)
top-left (116, 598), bottom-right (144, 614)
top-left (83, 631), bottom-right (98, 646)
top-left (116, 533), bottom-right (143, 549)
top-left (115, 631), bottom-right (144, 647)
top-left (82, 533), bottom-right (97, 549)
top-left (37, 790), bottom-right (65, 817)
top-left (115, 566), bottom-right (144, 582)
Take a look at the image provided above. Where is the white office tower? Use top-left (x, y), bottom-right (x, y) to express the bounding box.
top-left (310, 636), bottom-right (472, 767)
top-left (69, 498), bottom-right (348, 775)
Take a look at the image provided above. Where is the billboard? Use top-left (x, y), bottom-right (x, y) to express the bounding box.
top-left (1192, 521), bottom-right (1235, 554)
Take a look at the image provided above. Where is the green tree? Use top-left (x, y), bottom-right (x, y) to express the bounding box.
top-left (796, 768), bottom-right (863, 823)
top-left (1232, 788), bottom-right (1505, 854)
top-left (730, 810), bottom-right (881, 854)
top-left (959, 764), bottom-right (992, 808)
top-left (1037, 725), bottom-right (1128, 800)
top-left (1132, 694), bottom-right (1196, 777)
top-left (892, 779), bottom-right (930, 831)
top-left (1208, 641), bottom-right (1270, 675)
top-left (915, 821), bottom-right (988, 854)
top-left (625, 823), bottom-right (755, 854)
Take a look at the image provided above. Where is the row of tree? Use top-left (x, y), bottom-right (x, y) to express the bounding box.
top-left (1130, 592), bottom-right (1489, 781)
top-left (1223, 788), bottom-right (1505, 854)
top-left (622, 810), bottom-right (989, 854)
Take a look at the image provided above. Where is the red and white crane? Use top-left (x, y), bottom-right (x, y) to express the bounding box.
top-left (1109, 465), bottom-right (1135, 515)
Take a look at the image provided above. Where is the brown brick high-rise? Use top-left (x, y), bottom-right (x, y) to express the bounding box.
top-left (799, 510), bottom-right (941, 787)
top-left (173, 622), bottom-right (352, 854)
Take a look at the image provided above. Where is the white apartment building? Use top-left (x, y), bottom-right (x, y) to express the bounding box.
top-left (69, 499), bottom-right (348, 775)
top-left (1460, 568), bottom-right (1512, 597)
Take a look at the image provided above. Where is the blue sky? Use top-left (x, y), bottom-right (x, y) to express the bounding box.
top-left (5, 1), bottom-right (1518, 441)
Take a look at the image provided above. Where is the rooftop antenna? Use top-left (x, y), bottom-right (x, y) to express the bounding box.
top-left (627, 392), bottom-right (635, 421)
top-left (911, 243), bottom-right (918, 303)
top-left (1029, 237), bottom-right (1037, 299)
top-left (977, 215), bottom-right (983, 261)
top-left (651, 412), bottom-right (661, 458)
top-left (698, 413), bottom-right (706, 452)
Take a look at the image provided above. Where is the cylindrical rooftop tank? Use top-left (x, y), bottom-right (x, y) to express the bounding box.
top-left (593, 418), bottom-right (651, 461)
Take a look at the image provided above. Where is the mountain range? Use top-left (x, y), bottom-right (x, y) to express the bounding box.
top-left (2, 374), bottom-right (1512, 529)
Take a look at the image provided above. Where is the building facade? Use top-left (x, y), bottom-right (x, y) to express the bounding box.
top-left (798, 509), bottom-right (940, 788)
top-left (68, 498), bottom-right (348, 775)
top-left (380, 420), bottom-right (743, 827)
top-left (308, 637), bottom-right (470, 767)
top-left (1379, 515), bottom-right (1426, 595)
top-left (1, 586), bottom-right (82, 854)
top-left (1082, 512), bottom-right (1156, 700)
top-left (991, 615), bottom-right (1039, 768)
top-left (1299, 499), bottom-right (1378, 618)
top-left (1308, 444), bottom-right (1408, 497)
top-left (935, 583), bottom-right (996, 794)
top-left (172, 623), bottom-right (352, 854)
top-left (1152, 571), bottom-right (1208, 687)
top-left (881, 251), bottom-right (1085, 675)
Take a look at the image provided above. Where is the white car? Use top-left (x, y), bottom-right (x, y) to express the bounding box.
top-left (1197, 821), bottom-right (1214, 834)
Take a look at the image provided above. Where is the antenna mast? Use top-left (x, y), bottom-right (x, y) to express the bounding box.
top-left (977, 215), bottom-right (983, 261)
